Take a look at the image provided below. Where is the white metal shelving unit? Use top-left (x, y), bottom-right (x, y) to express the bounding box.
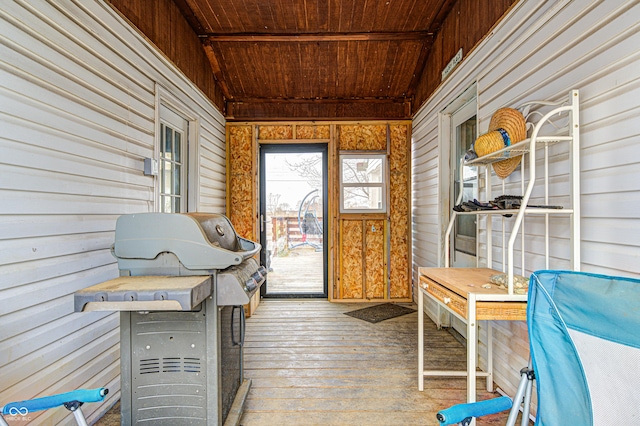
top-left (444, 89), bottom-right (581, 291)
top-left (417, 91), bottom-right (581, 418)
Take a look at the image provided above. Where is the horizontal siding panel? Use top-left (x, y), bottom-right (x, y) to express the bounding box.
top-left (1, 118), bottom-right (147, 173)
top-left (581, 129), bottom-right (640, 172)
top-left (0, 91), bottom-right (153, 158)
top-left (0, 310), bottom-right (113, 367)
top-left (200, 139), bottom-right (226, 164)
top-left (479, 2), bottom-right (637, 109)
top-left (582, 241), bottom-right (640, 276)
top-left (0, 297), bottom-right (79, 342)
top-left (36, 358), bottom-right (120, 425)
top-left (0, 143), bottom-right (148, 193)
top-left (200, 165), bottom-right (225, 188)
top-left (582, 217), bottom-right (640, 245)
top-left (200, 123), bottom-right (226, 147)
top-left (0, 190), bottom-right (150, 215)
top-left (0, 315), bottom-right (119, 393)
top-left (582, 163), bottom-right (640, 194)
top-left (200, 155), bottom-right (226, 176)
top-left (1, 1), bottom-right (154, 100)
top-left (490, 321), bottom-right (530, 396)
top-left (2, 164), bottom-right (151, 202)
top-left (411, 177), bottom-right (439, 193)
top-left (0, 38), bottom-right (152, 131)
top-left (0, 322), bottom-right (120, 404)
top-left (0, 264), bottom-right (117, 316)
top-left (0, 249), bottom-right (116, 291)
top-left (0, 214), bottom-right (118, 240)
top-left (582, 191), bottom-right (640, 218)
top-left (411, 155), bottom-right (439, 175)
top-left (489, 247), bottom-right (574, 275)
top-left (478, 2), bottom-right (593, 106)
top-left (201, 157), bottom-right (226, 179)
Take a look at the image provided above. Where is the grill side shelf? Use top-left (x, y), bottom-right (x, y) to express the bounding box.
top-left (74, 275), bottom-right (212, 312)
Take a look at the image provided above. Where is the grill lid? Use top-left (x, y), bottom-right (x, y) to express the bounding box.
top-left (186, 213), bottom-right (242, 251)
top-left (112, 213), bottom-right (260, 271)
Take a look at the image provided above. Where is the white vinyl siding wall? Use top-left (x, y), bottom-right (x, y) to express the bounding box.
top-left (412, 0), bottom-right (640, 403)
top-left (0, 1), bottom-right (226, 424)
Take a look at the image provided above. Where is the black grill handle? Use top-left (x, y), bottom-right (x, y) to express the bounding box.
top-left (231, 305), bottom-right (246, 347)
top-left (240, 306), bottom-right (246, 347)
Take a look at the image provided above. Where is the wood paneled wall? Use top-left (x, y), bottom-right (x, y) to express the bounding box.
top-left (412, 0), bottom-right (517, 110)
top-left (227, 121), bottom-right (412, 301)
top-left (107, 0), bottom-right (225, 111)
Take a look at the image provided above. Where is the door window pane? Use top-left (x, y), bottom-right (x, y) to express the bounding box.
top-left (174, 131), bottom-right (181, 162)
top-left (163, 124), bottom-right (172, 158)
top-left (454, 116), bottom-right (478, 256)
top-left (159, 110), bottom-right (187, 213)
top-left (173, 164), bottom-right (181, 195)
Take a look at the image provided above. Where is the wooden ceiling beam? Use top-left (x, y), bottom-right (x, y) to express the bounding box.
top-left (200, 31), bottom-right (433, 42)
top-left (231, 97), bottom-right (410, 104)
top-left (201, 41), bottom-right (232, 100)
top-left (172, 0), bottom-right (205, 33)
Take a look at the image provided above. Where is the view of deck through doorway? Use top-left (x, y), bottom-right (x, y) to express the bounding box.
top-left (260, 144), bottom-right (327, 297)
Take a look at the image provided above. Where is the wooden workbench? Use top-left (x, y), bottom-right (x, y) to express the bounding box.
top-left (417, 267), bottom-right (527, 413)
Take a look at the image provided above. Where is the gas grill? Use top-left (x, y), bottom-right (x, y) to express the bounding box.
top-left (75, 213), bottom-right (266, 425)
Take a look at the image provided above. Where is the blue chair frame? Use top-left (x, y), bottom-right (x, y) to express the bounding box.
top-left (1, 388), bottom-right (108, 426)
top-left (436, 270), bottom-right (640, 426)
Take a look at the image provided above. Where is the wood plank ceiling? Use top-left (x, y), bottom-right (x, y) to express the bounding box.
top-left (174, 0), bottom-right (456, 120)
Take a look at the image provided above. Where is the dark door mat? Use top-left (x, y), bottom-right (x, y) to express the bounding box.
top-left (344, 303), bottom-right (416, 323)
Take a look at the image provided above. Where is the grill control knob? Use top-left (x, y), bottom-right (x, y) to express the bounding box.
top-left (245, 278), bottom-right (257, 292)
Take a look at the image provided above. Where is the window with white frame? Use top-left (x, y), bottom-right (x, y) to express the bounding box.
top-left (339, 153), bottom-right (387, 213)
top-left (159, 104), bottom-right (188, 213)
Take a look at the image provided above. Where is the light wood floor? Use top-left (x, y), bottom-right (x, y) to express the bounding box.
top-left (241, 299), bottom-right (520, 426)
top-left (95, 299), bottom-right (527, 425)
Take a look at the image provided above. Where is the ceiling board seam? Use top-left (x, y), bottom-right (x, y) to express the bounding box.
top-left (199, 31), bottom-right (434, 42)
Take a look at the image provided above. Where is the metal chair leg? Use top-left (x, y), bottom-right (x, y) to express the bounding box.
top-left (506, 362), bottom-right (535, 426)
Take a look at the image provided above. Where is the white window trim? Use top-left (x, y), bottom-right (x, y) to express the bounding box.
top-left (155, 84), bottom-right (200, 212)
top-left (339, 152), bottom-right (387, 214)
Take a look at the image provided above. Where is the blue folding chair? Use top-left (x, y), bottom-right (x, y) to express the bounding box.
top-left (436, 270), bottom-right (640, 426)
top-left (1, 388), bottom-right (108, 426)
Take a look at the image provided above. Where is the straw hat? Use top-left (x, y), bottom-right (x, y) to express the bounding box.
top-left (474, 108), bottom-right (527, 178)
